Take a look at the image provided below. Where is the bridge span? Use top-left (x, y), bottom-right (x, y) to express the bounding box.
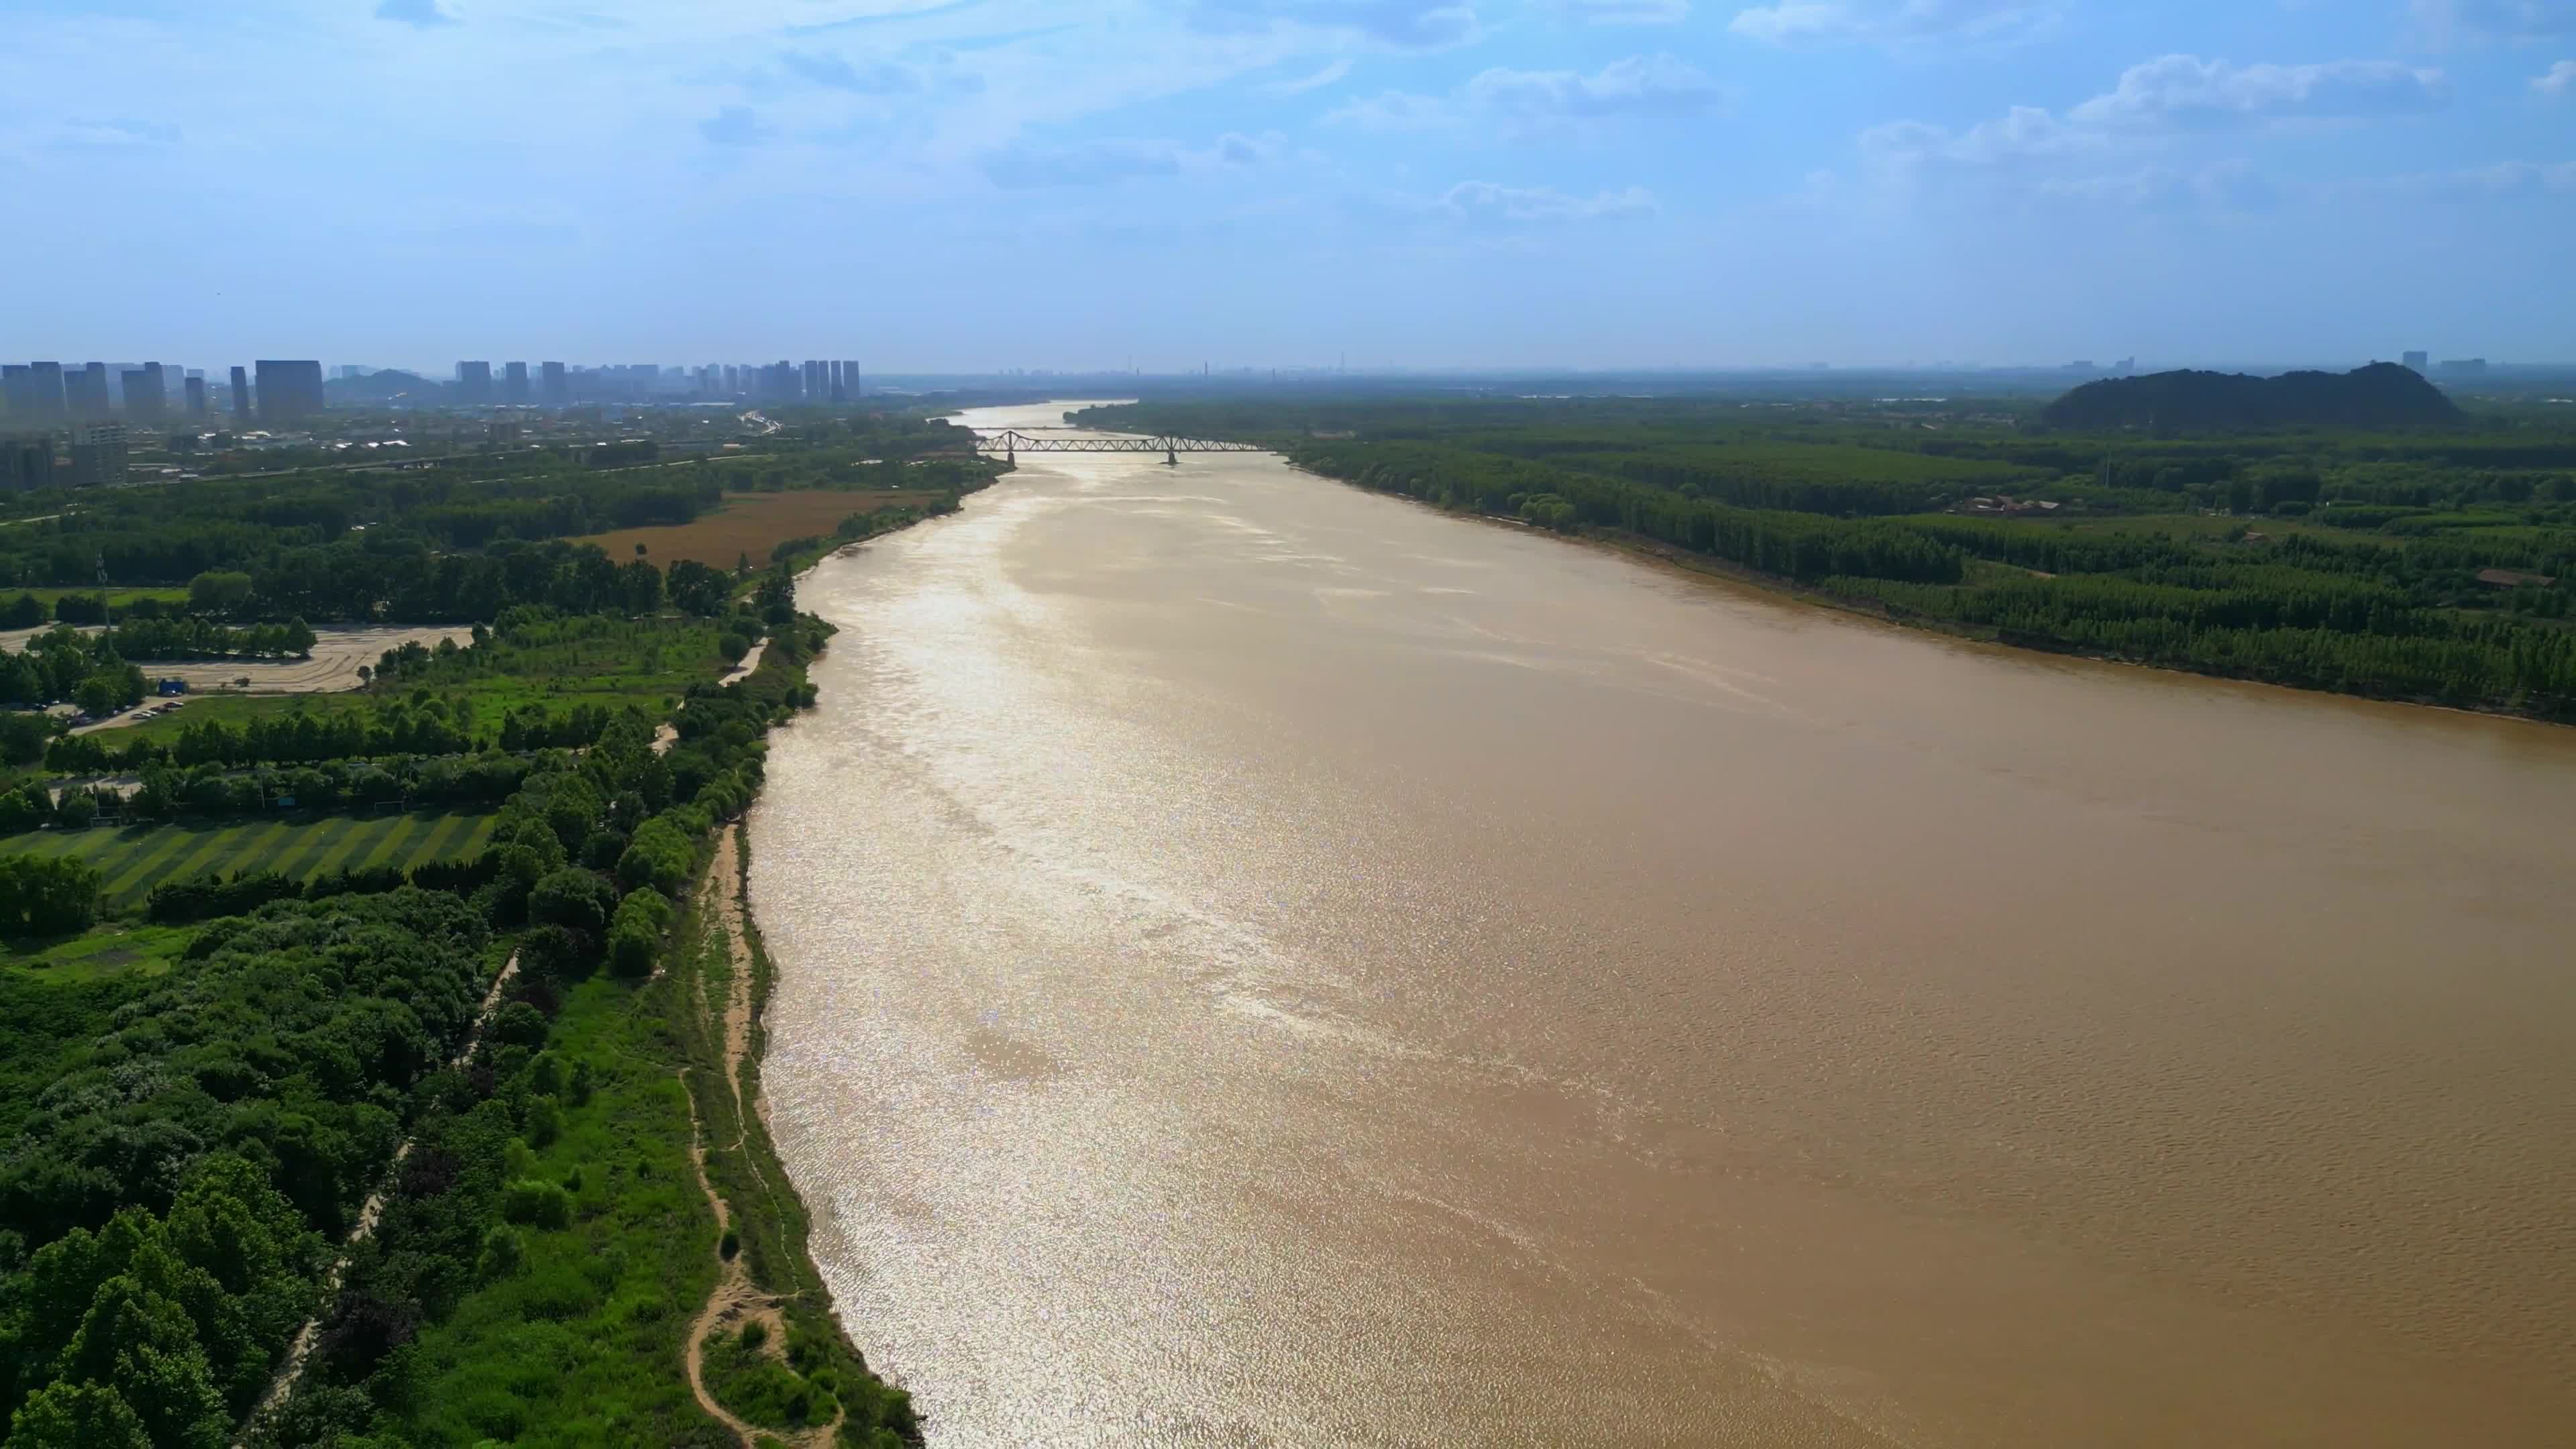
top-left (973, 428), bottom-right (1265, 467)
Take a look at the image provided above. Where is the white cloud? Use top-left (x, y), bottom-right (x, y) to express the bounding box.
top-left (1466, 54), bottom-right (1723, 126)
top-left (374, 0), bottom-right (458, 27)
top-left (2413, 1), bottom-right (2576, 42)
top-left (2033, 160), bottom-right (2276, 212)
top-left (2538, 59), bottom-right (2576, 94)
top-left (2069, 56), bottom-right (2451, 129)
top-left (1330, 54), bottom-right (1722, 135)
top-left (1438, 180), bottom-right (1659, 221)
top-left (2334, 158), bottom-right (2576, 199)
top-left (1729, 1), bottom-right (2053, 50)
top-left (1546, 0), bottom-right (1693, 23)
top-left (1861, 105), bottom-right (2098, 172)
top-left (1864, 54), bottom-right (2454, 206)
top-left (1189, 0), bottom-right (1484, 50)
top-left (2436, 158), bottom-right (2576, 192)
top-left (1324, 89), bottom-right (1464, 129)
top-left (981, 131), bottom-right (1287, 189)
top-left (1262, 58), bottom-right (1353, 95)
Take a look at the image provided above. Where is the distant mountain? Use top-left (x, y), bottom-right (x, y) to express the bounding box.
top-left (2039, 363), bottom-right (2463, 431)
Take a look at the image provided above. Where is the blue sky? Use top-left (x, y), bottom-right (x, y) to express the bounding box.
top-left (3, 1), bottom-right (2571, 370)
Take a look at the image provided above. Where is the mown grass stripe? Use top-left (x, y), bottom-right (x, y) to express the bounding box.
top-left (266, 817), bottom-right (354, 883)
top-left (109, 828), bottom-right (223, 903)
top-left (60, 828), bottom-right (133, 865)
top-left (303, 816), bottom-right (384, 879)
top-left (103, 826), bottom-right (225, 902)
top-left (458, 814), bottom-right (500, 856)
top-left (412, 812), bottom-right (480, 867)
top-left (134, 820), bottom-right (288, 900)
top-left (346, 816), bottom-right (419, 875)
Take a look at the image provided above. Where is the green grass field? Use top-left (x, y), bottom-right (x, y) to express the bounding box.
top-left (0, 810), bottom-right (501, 908)
top-left (0, 921), bottom-right (196, 982)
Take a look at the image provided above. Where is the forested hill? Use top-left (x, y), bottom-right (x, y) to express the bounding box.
top-left (2041, 363), bottom-right (2463, 432)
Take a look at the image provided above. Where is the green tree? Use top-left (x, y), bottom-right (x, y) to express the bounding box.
top-left (0, 856), bottom-right (102, 937)
top-left (58, 1276), bottom-right (230, 1448)
top-left (2, 1380), bottom-right (152, 1449)
top-left (73, 673), bottom-right (124, 719)
top-left (528, 867), bottom-right (616, 936)
top-left (0, 711), bottom-right (49, 766)
top-left (186, 571), bottom-right (256, 618)
top-left (0, 785), bottom-right (46, 833)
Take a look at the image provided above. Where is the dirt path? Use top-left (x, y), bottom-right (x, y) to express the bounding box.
top-left (237, 949), bottom-right (521, 1444)
top-left (679, 824), bottom-right (839, 1448)
top-left (680, 1076), bottom-right (781, 1449)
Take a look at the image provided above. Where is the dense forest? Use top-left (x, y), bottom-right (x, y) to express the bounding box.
top-left (2039, 363), bottom-right (2463, 431)
top-left (1075, 393), bottom-right (2576, 718)
top-left (0, 409), bottom-right (945, 1446)
top-left (0, 413), bottom-right (991, 611)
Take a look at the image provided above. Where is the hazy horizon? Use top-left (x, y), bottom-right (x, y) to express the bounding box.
top-left (7, 1), bottom-right (2571, 368)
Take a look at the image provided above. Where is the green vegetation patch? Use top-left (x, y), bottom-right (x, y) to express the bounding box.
top-left (0, 918), bottom-right (194, 981)
top-left (0, 810), bottom-right (499, 907)
top-left (384, 975), bottom-right (722, 1449)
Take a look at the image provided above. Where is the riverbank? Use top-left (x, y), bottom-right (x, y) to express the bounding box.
top-left (1294, 460), bottom-right (2576, 728)
top-left (225, 610), bottom-right (924, 1448)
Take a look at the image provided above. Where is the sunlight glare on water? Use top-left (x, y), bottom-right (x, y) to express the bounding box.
top-left (749, 402), bottom-right (2576, 1447)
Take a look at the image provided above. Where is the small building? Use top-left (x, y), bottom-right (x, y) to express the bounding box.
top-left (69, 420), bottom-right (129, 486)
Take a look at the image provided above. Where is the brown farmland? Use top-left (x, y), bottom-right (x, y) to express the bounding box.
top-left (574, 489), bottom-right (947, 569)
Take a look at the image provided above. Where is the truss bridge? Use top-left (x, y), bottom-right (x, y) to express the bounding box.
top-left (975, 429), bottom-right (1265, 466)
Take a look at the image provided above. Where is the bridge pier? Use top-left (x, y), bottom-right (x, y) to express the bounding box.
top-left (1164, 443), bottom-right (1177, 466)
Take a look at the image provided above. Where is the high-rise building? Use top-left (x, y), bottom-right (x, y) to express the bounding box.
top-left (2402, 350), bottom-right (2429, 372)
top-left (843, 360), bottom-right (861, 399)
top-left (503, 361), bottom-right (530, 405)
top-left (69, 421), bottom-right (129, 486)
top-left (64, 364), bottom-right (111, 419)
top-left (122, 364), bottom-right (166, 423)
top-left (456, 361), bottom-right (494, 405)
top-left (540, 361), bottom-right (570, 406)
top-left (184, 375), bottom-right (208, 417)
top-left (13, 362), bottom-right (67, 422)
top-left (1, 436), bottom-right (53, 492)
top-left (802, 360), bottom-right (825, 400)
top-left (254, 360), bottom-right (325, 425)
top-left (2438, 358), bottom-right (2489, 378)
top-left (229, 366), bottom-right (252, 420)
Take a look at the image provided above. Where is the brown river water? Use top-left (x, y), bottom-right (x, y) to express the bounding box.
top-left (748, 402), bottom-right (2576, 1446)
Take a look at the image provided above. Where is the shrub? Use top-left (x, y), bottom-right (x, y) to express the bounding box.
top-left (477, 1226), bottom-right (526, 1281)
top-left (145, 868), bottom-right (297, 925)
top-left (0, 784), bottom-right (48, 832)
top-left (491, 1001), bottom-right (549, 1050)
top-left (528, 866), bottom-right (616, 936)
top-left (615, 819), bottom-right (694, 897)
top-left (500, 1178), bottom-right (574, 1230)
top-left (0, 855), bottom-right (104, 937)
